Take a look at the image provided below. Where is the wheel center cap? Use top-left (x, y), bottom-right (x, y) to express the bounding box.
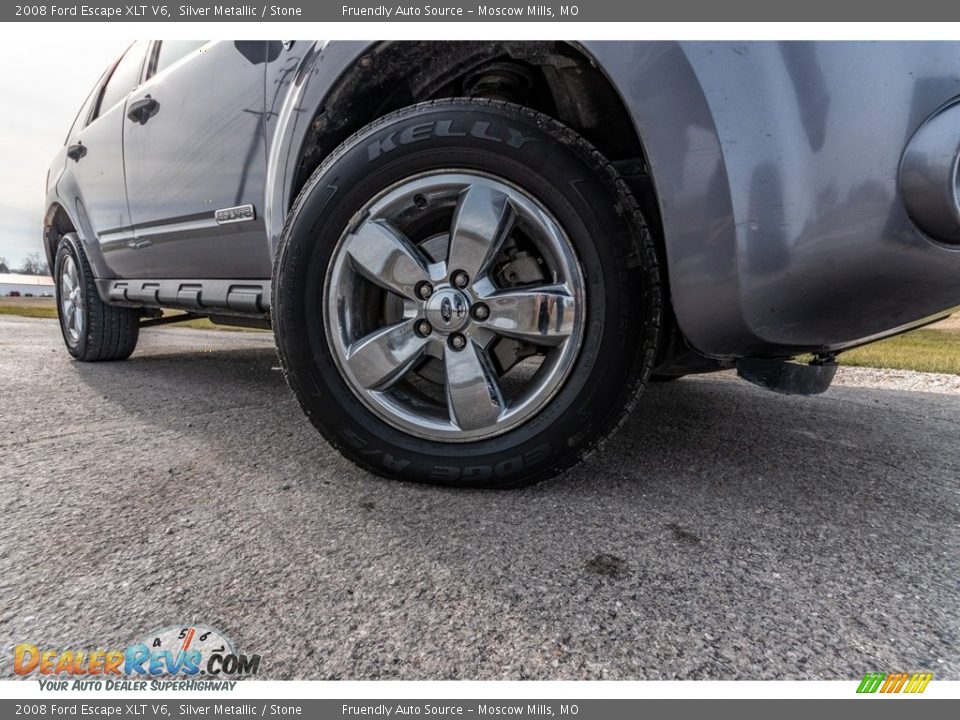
top-left (425, 288), bottom-right (470, 332)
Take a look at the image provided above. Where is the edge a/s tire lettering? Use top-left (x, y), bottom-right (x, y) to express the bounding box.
top-left (367, 119), bottom-right (537, 160)
top-left (342, 426), bottom-right (550, 481)
top-left (339, 428), bottom-right (412, 472)
top-left (428, 443), bottom-right (552, 482)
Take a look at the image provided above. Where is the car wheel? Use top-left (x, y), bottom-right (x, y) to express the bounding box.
top-left (272, 99), bottom-right (661, 487)
top-left (55, 233), bottom-right (140, 361)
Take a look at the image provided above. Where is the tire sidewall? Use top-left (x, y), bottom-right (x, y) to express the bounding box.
top-left (274, 102), bottom-right (655, 486)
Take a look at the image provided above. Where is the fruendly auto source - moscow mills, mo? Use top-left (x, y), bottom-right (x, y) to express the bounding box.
top-left (341, 5), bottom-right (579, 18)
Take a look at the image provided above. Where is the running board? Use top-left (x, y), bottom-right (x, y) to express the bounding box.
top-left (736, 357), bottom-right (837, 396)
top-left (97, 278), bottom-right (271, 316)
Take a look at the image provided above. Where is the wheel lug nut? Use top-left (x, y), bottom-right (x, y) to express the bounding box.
top-left (451, 271), bottom-right (469, 289)
top-left (416, 282), bottom-right (433, 300)
top-left (449, 333), bottom-right (467, 351)
top-left (415, 320), bottom-right (432, 337)
top-left (471, 303), bottom-right (489, 321)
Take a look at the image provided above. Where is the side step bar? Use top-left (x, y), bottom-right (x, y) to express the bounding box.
top-left (97, 278), bottom-right (271, 316)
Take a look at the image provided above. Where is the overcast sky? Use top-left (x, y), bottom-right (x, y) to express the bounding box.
top-left (0, 38), bottom-right (131, 271)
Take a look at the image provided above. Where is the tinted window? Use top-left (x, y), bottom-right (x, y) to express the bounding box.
top-left (94, 42), bottom-right (146, 120)
top-left (152, 41), bottom-right (207, 77)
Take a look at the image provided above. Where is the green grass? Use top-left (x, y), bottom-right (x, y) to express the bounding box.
top-left (0, 303), bottom-right (57, 319)
top-left (154, 313), bottom-right (267, 333)
top-left (836, 328), bottom-right (960, 375)
top-left (0, 301), bottom-right (265, 333)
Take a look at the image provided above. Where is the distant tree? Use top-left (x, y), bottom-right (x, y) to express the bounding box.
top-left (0, 257), bottom-right (9, 273)
top-left (17, 252), bottom-right (48, 276)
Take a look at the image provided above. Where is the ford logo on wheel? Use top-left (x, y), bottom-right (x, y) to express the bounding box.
top-left (440, 295), bottom-right (466, 325)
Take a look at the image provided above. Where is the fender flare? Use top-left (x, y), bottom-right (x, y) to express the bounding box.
top-left (263, 41), bottom-right (375, 260)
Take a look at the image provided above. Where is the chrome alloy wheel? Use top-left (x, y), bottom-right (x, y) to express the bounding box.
top-left (324, 171), bottom-right (586, 442)
top-left (59, 254), bottom-right (84, 346)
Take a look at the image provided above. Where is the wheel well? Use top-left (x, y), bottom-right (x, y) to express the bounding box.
top-left (42, 203), bottom-right (76, 273)
top-left (291, 41), bottom-right (648, 202)
top-left (291, 41), bottom-right (693, 372)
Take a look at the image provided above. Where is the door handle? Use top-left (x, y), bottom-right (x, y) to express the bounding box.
top-left (66, 143), bottom-right (87, 161)
top-left (126, 95), bottom-right (159, 124)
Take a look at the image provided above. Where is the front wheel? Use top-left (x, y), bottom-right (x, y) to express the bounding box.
top-left (272, 99), bottom-right (661, 487)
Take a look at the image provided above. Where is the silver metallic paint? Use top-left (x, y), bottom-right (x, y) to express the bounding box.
top-left (46, 40), bottom-right (960, 361)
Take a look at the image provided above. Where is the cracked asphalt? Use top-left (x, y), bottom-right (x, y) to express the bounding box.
top-left (2, 315), bottom-right (958, 680)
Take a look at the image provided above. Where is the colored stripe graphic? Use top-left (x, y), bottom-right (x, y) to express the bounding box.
top-left (857, 672), bottom-right (932, 694)
top-left (905, 673), bottom-right (933, 693)
top-left (182, 627), bottom-right (196, 652)
top-left (857, 673), bottom-right (886, 693)
top-left (881, 672), bottom-right (898, 693)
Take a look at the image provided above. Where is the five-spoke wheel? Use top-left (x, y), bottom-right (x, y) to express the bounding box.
top-left (58, 254), bottom-right (84, 347)
top-left (325, 172), bottom-right (584, 441)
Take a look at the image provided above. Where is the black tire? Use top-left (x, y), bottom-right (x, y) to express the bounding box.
top-left (272, 99), bottom-right (661, 488)
top-left (55, 233), bottom-right (140, 361)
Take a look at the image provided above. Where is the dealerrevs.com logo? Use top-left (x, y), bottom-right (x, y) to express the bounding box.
top-left (14, 625), bottom-right (261, 691)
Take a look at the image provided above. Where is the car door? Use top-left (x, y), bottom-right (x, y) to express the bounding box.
top-left (66, 42), bottom-right (148, 271)
top-left (118, 41), bottom-right (272, 279)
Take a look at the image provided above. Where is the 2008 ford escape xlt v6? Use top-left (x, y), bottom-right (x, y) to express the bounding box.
top-left (44, 41), bottom-right (960, 487)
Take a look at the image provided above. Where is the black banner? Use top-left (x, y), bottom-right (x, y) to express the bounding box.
top-left (7, 0), bottom-right (960, 22)
top-left (1, 700), bottom-right (958, 720)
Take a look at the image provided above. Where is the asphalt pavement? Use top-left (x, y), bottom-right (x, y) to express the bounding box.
top-left (1, 315), bottom-right (958, 680)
